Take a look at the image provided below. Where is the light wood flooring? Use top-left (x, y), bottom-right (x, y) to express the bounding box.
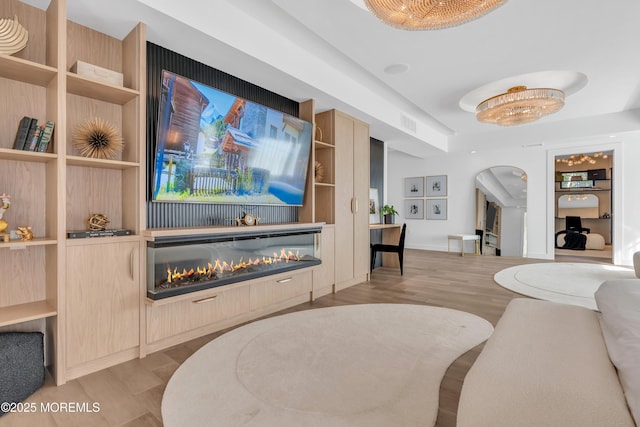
top-left (1, 250), bottom-right (605, 427)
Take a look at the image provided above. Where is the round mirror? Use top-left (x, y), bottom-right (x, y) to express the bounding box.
top-left (475, 166), bottom-right (527, 257)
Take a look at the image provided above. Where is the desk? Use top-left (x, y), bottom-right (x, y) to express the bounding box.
top-left (370, 223), bottom-right (401, 267)
top-left (448, 234), bottom-right (480, 257)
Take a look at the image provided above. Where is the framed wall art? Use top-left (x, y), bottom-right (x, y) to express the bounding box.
top-left (369, 188), bottom-right (380, 224)
top-left (404, 176), bottom-right (424, 198)
top-left (426, 175), bottom-right (447, 197)
top-left (404, 199), bottom-right (424, 219)
top-left (426, 198), bottom-right (447, 220)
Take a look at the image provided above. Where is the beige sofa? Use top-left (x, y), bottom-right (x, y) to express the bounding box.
top-left (457, 280), bottom-right (640, 427)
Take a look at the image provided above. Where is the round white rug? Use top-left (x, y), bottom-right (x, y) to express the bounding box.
top-left (494, 262), bottom-right (636, 310)
top-left (162, 304), bottom-right (493, 427)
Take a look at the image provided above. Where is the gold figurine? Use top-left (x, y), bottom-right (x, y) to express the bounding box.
top-left (0, 193), bottom-right (10, 242)
top-left (16, 226), bottom-right (33, 241)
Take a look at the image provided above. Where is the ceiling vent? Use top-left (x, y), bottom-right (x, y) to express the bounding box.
top-left (401, 115), bottom-right (417, 133)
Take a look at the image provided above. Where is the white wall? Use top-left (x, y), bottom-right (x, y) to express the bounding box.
top-left (500, 207), bottom-right (525, 257)
top-left (387, 131), bottom-right (640, 265)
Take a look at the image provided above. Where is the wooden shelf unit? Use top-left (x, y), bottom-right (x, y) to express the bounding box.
top-left (0, 0), bottom-right (145, 385)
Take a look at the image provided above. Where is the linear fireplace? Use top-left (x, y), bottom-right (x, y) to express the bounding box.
top-left (146, 225), bottom-right (322, 300)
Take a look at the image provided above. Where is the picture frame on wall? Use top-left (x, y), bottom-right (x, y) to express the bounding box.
top-left (426, 175), bottom-right (447, 197)
top-left (404, 176), bottom-right (424, 198)
top-left (369, 188), bottom-right (380, 224)
top-left (404, 199), bottom-right (424, 219)
top-left (426, 199), bottom-right (447, 220)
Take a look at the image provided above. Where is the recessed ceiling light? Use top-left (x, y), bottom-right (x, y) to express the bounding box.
top-left (384, 63), bottom-right (410, 75)
top-left (470, 150), bottom-right (477, 154)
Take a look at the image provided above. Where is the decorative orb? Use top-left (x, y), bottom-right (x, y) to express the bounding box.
top-left (87, 213), bottom-right (110, 231)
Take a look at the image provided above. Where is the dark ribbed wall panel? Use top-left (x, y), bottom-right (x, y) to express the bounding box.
top-left (370, 137), bottom-right (384, 267)
top-left (146, 42), bottom-right (299, 228)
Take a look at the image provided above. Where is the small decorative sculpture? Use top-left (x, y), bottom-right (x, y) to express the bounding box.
top-left (0, 193), bottom-right (10, 236)
top-left (0, 16), bottom-right (28, 56)
top-left (87, 213), bottom-right (110, 231)
top-left (16, 226), bottom-right (33, 241)
top-left (72, 118), bottom-right (124, 160)
top-left (314, 161), bottom-right (324, 183)
top-left (233, 212), bottom-right (261, 226)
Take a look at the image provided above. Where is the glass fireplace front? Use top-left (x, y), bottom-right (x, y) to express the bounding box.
top-left (146, 226), bottom-right (321, 300)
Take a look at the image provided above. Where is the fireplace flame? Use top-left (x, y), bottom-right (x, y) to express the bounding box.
top-left (165, 248), bottom-right (302, 284)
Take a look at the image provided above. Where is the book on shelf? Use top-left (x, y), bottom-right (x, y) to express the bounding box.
top-left (22, 118), bottom-right (39, 151)
top-left (67, 229), bottom-right (133, 239)
top-left (36, 121), bottom-right (55, 153)
top-left (13, 116), bottom-right (32, 150)
top-left (26, 124), bottom-right (43, 151)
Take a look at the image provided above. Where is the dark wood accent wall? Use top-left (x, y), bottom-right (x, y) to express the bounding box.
top-left (146, 42), bottom-right (299, 228)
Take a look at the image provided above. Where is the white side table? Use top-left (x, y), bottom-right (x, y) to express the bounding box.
top-left (448, 234), bottom-right (480, 257)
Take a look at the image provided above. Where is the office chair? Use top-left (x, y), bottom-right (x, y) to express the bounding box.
top-left (566, 216), bottom-right (590, 234)
top-left (370, 223), bottom-right (407, 275)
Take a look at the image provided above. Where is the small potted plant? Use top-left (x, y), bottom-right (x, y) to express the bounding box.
top-left (381, 204), bottom-right (398, 224)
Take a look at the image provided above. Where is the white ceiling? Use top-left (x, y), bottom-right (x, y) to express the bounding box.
top-left (28, 0), bottom-right (640, 157)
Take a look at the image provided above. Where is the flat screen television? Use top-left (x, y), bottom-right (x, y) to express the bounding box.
top-left (152, 70), bottom-right (313, 206)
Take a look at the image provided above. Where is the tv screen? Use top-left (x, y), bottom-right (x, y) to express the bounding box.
top-left (152, 70), bottom-right (313, 206)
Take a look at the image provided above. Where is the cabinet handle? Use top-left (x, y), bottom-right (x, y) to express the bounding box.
top-left (129, 249), bottom-right (138, 281)
top-left (129, 250), bottom-right (136, 280)
top-left (277, 277), bottom-right (292, 284)
top-left (193, 295), bottom-right (218, 304)
top-left (351, 198), bottom-right (358, 213)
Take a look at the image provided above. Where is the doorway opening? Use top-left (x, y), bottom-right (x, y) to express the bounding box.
top-left (554, 150), bottom-right (613, 262)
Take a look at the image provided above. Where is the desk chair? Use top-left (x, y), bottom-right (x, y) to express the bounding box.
top-left (566, 216), bottom-right (590, 234)
top-left (370, 223), bottom-right (406, 275)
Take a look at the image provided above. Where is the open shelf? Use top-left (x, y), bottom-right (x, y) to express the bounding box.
top-left (0, 54), bottom-right (57, 87)
top-left (0, 237), bottom-right (57, 248)
top-left (315, 140), bottom-right (334, 149)
top-left (0, 147), bottom-right (57, 162)
top-left (66, 155), bottom-right (139, 170)
top-left (0, 300), bottom-right (57, 328)
top-left (66, 234), bottom-right (139, 246)
top-left (67, 72), bottom-right (139, 105)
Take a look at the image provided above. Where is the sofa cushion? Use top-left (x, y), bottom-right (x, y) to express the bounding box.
top-left (585, 233), bottom-right (605, 250)
top-left (595, 279), bottom-right (640, 426)
top-left (457, 298), bottom-right (634, 427)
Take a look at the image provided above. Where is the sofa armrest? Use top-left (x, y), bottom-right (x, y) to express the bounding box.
top-left (457, 298), bottom-right (634, 427)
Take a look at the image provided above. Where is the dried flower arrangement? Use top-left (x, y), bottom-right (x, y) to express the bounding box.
top-left (72, 118), bottom-right (123, 160)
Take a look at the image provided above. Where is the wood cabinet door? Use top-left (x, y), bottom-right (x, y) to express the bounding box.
top-left (333, 112), bottom-right (355, 285)
top-left (313, 225), bottom-right (335, 292)
top-left (66, 241), bottom-right (140, 368)
top-left (352, 119), bottom-right (370, 279)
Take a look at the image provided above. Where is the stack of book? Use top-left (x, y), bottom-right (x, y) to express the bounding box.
top-left (13, 116), bottom-right (55, 152)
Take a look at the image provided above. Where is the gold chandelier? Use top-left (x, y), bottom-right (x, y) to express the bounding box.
top-left (476, 86), bottom-right (565, 126)
top-left (556, 152), bottom-right (608, 166)
top-left (363, 0), bottom-right (508, 30)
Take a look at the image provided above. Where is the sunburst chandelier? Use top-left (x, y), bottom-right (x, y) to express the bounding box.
top-left (363, 0), bottom-right (508, 30)
top-left (476, 86), bottom-right (565, 126)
